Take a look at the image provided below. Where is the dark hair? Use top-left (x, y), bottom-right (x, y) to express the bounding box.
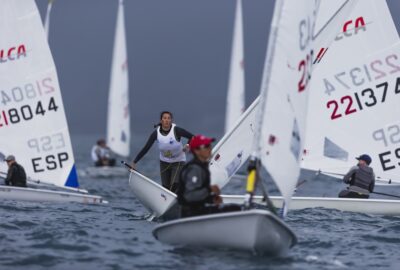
top-left (97, 139), bottom-right (106, 145)
top-left (154, 111), bottom-right (173, 128)
top-left (160, 111), bottom-right (173, 120)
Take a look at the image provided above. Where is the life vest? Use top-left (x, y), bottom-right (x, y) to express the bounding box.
top-left (178, 159), bottom-right (211, 205)
top-left (157, 124), bottom-right (186, 163)
top-left (349, 165), bottom-right (374, 194)
top-left (91, 145), bottom-right (111, 162)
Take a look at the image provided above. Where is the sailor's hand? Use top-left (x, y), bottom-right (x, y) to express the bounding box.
top-left (183, 144), bottom-right (190, 153)
top-left (214, 195), bottom-right (223, 205)
top-left (131, 162), bottom-right (137, 170)
top-left (210, 185), bottom-right (221, 196)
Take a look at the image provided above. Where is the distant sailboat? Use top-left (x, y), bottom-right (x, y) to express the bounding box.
top-left (224, 0), bottom-right (245, 133)
top-left (0, 0), bottom-right (105, 203)
top-left (82, 0), bottom-right (130, 178)
top-left (107, 0), bottom-right (130, 158)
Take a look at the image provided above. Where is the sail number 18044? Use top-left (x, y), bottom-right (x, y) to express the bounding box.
top-left (0, 97), bottom-right (58, 127)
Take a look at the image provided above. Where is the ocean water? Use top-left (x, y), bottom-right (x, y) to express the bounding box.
top-left (1, 134), bottom-right (400, 270)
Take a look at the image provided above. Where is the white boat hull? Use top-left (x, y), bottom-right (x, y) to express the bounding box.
top-left (221, 195), bottom-right (400, 216)
top-left (128, 171), bottom-right (400, 217)
top-left (128, 170), bottom-right (177, 217)
top-left (0, 186), bottom-right (106, 204)
top-left (153, 209), bottom-right (296, 255)
top-left (79, 166), bottom-right (128, 178)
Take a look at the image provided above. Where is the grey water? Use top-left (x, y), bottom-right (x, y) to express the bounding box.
top-left (1, 134), bottom-right (400, 270)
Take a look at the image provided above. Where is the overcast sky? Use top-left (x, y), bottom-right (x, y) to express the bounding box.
top-left (35, 0), bottom-right (400, 137)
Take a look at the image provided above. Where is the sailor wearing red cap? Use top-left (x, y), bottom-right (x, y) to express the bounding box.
top-left (177, 135), bottom-right (241, 217)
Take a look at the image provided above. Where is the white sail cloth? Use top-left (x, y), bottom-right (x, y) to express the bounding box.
top-left (0, 0), bottom-right (78, 187)
top-left (302, 0), bottom-right (400, 182)
top-left (107, 0), bottom-right (130, 157)
top-left (254, 0), bottom-right (356, 210)
top-left (225, 0), bottom-right (245, 133)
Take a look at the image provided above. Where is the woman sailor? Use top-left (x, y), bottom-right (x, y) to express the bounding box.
top-left (132, 111), bottom-right (194, 192)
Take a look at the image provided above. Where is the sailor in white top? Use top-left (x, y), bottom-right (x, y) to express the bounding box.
top-left (91, 139), bottom-right (116, 167)
top-left (132, 111), bottom-right (194, 192)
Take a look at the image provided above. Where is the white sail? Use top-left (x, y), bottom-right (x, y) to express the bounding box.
top-left (106, 0), bottom-right (130, 157)
top-left (253, 0), bottom-right (356, 209)
top-left (302, 0), bottom-right (400, 182)
top-left (44, 0), bottom-right (54, 40)
top-left (211, 97), bottom-right (258, 187)
top-left (224, 0), bottom-right (245, 133)
top-left (0, 0), bottom-right (79, 188)
top-left (213, 0), bottom-right (400, 191)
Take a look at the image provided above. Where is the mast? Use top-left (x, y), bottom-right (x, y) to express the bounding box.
top-left (44, 0), bottom-right (54, 40)
top-left (244, 0), bottom-right (284, 209)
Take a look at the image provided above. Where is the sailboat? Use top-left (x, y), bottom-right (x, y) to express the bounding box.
top-left (152, 0), bottom-right (355, 254)
top-left (0, 0), bottom-right (105, 204)
top-left (215, 0), bottom-right (400, 215)
top-left (225, 0), bottom-right (245, 133)
top-left (82, 0), bottom-right (130, 178)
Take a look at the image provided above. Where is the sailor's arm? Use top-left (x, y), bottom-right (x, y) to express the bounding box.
top-left (369, 171), bottom-right (376, 192)
top-left (133, 130), bottom-right (157, 165)
top-left (175, 127), bottom-right (194, 142)
top-left (4, 166), bottom-right (15, 185)
top-left (343, 166), bottom-right (357, 184)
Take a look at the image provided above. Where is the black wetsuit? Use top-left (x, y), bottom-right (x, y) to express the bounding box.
top-left (133, 126), bottom-right (193, 192)
top-left (177, 157), bottom-right (241, 217)
top-left (5, 162), bottom-right (27, 187)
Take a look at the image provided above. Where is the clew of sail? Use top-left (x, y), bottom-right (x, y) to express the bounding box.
top-left (302, 0), bottom-right (400, 183)
top-left (225, 0), bottom-right (245, 133)
top-left (0, 0), bottom-right (79, 188)
top-left (107, 0), bottom-right (130, 157)
top-left (254, 0), bottom-right (356, 211)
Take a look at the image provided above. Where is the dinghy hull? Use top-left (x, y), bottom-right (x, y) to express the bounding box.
top-left (153, 209), bottom-right (296, 255)
top-left (0, 186), bottom-right (106, 204)
top-left (221, 195), bottom-right (400, 216)
top-left (128, 170), bottom-right (177, 217)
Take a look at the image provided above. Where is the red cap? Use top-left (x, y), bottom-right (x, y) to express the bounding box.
top-left (189, 135), bottom-right (215, 150)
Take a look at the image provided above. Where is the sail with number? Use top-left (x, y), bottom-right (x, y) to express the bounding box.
top-left (211, 0), bottom-right (398, 190)
top-left (0, 0), bottom-right (79, 188)
top-left (225, 0), bottom-right (245, 133)
top-left (106, 0), bottom-right (130, 157)
top-left (302, 0), bottom-right (400, 182)
top-left (252, 0), bottom-right (356, 209)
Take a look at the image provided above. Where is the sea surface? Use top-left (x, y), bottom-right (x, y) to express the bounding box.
top-left (1, 134), bottom-right (400, 270)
